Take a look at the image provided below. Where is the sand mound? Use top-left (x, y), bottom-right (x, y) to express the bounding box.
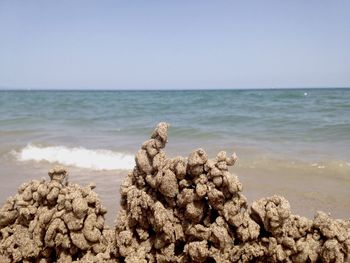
top-left (0, 167), bottom-right (115, 263)
top-left (115, 122), bottom-right (350, 262)
top-left (0, 122), bottom-right (349, 262)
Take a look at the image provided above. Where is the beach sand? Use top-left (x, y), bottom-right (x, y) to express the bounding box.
top-left (0, 123), bottom-right (349, 262)
top-left (1, 155), bottom-right (349, 226)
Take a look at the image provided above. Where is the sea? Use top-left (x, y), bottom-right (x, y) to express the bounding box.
top-left (0, 89), bottom-right (349, 224)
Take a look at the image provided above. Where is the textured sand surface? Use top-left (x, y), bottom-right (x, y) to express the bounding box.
top-left (0, 123), bottom-right (349, 262)
top-left (0, 167), bottom-right (116, 262)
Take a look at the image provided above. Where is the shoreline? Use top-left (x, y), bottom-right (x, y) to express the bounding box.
top-left (0, 123), bottom-right (349, 262)
top-left (1, 156), bottom-right (350, 225)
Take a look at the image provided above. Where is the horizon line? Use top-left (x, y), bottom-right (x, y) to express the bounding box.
top-left (1, 86), bottom-right (350, 91)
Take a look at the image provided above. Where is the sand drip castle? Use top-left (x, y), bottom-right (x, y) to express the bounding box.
top-left (0, 123), bottom-right (349, 262)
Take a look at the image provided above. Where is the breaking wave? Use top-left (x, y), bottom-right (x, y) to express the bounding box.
top-left (14, 144), bottom-right (135, 170)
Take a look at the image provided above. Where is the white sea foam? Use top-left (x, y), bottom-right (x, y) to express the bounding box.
top-left (14, 144), bottom-right (135, 170)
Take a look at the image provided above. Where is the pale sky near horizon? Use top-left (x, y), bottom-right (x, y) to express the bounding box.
top-left (0, 1), bottom-right (349, 90)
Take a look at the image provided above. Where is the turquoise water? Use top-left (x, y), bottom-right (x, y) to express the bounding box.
top-left (0, 89), bottom-right (349, 162)
top-left (1, 88), bottom-right (350, 220)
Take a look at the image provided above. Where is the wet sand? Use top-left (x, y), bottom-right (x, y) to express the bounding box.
top-left (1, 154), bottom-right (350, 226)
top-left (1, 123), bottom-right (349, 262)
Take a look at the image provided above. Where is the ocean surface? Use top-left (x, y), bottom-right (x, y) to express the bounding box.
top-left (0, 89), bottom-right (349, 223)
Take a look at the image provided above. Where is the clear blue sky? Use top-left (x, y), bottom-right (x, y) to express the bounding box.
top-left (0, 1), bottom-right (349, 89)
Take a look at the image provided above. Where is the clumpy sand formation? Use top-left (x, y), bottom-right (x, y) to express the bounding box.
top-left (0, 167), bottom-right (115, 262)
top-left (1, 123), bottom-right (350, 262)
top-left (115, 123), bottom-right (350, 262)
